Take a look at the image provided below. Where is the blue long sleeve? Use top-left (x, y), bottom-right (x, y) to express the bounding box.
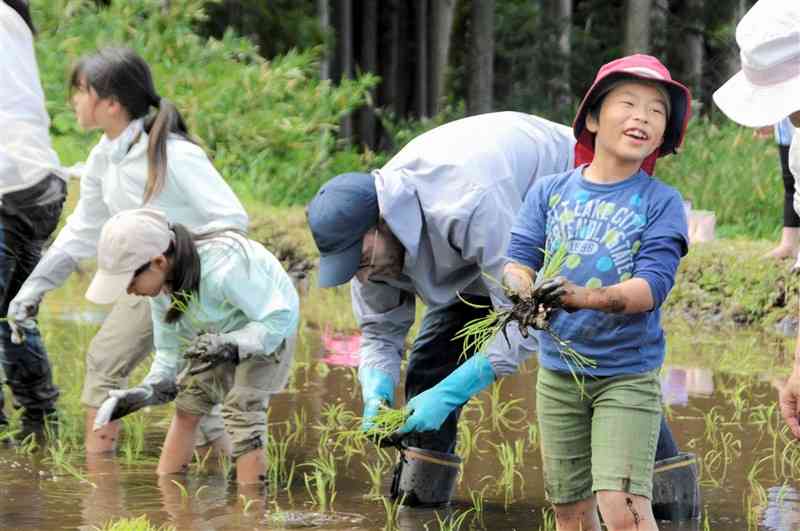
top-left (506, 167), bottom-right (689, 376)
top-left (508, 230), bottom-right (544, 271)
top-left (633, 234), bottom-right (685, 309)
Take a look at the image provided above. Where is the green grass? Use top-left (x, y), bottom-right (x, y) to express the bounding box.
top-left (34, 0), bottom-right (379, 206)
top-left (658, 118), bottom-right (783, 240)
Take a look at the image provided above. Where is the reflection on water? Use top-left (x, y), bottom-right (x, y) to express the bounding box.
top-left (762, 486), bottom-right (800, 531)
top-left (0, 325), bottom-right (799, 530)
top-left (661, 366), bottom-right (715, 406)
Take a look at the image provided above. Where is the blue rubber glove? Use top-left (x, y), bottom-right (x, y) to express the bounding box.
top-left (359, 366), bottom-right (395, 430)
top-left (398, 355), bottom-right (495, 434)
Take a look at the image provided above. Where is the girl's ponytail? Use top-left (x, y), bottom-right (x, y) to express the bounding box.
top-left (143, 98), bottom-right (191, 204)
top-left (164, 223), bottom-right (201, 324)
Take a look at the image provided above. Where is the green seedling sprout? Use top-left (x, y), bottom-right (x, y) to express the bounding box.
top-left (192, 446), bottom-right (213, 473)
top-left (171, 479), bottom-right (189, 503)
top-left (302, 450), bottom-right (337, 512)
top-left (527, 422), bottom-right (539, 449)
top-left (362, 458), bottom-right (390, 500)
top-left (265, 429), bottom-right (298, 490)
top-left (380, 494), bottom-right (406, 531)
top-left (431, 508), bottom-right (475, 530)
top-left (456, 421), bottom-right (488, 463)
top-left (491, 440), bottom-right (525, 510)
top-left (121, 414), bottom-right (147, 465)
top-left (469, 486), bottom-right (489, 528)
top-left (487, 379), bottom-right (526, 432)
top-left (538, 506), bottom-right (557, 531)
top-left (239, 494), bottom-right (257, 515)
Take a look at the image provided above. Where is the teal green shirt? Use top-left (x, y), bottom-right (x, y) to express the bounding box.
top-left (146, 233), bottom-right (299, 382)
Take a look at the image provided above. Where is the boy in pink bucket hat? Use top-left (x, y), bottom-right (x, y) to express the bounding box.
top-left (503, 54), bottom-right (695, 530)
top-left (713, 0), bottom-right (800, 440)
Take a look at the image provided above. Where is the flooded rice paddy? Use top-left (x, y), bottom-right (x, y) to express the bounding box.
top-left (1, 306), bottom-right (799, 530)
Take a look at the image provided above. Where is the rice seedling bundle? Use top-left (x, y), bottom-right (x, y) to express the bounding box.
top-left (453, 241), bottom-right (597, 385)
top-left (338, 405), bottom-right (408, 446)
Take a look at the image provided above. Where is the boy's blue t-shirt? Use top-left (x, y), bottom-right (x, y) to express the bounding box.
top-left (509, 167), bottom-right (689, 376)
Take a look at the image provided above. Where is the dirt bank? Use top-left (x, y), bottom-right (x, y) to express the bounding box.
top-left (665, 240), bottom-right (798, 333)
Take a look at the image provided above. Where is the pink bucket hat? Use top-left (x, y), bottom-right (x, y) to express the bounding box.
top-left (712, 0), bottom-right (800, 127)
top-left (572, 54), bottom-right (692, 175)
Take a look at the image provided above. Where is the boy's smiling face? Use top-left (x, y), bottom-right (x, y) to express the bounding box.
top-left (585, 81), bottom-right (668, 166)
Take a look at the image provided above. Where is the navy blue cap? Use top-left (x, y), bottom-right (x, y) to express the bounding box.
top-left (307, 172), bottom-right (379, 287)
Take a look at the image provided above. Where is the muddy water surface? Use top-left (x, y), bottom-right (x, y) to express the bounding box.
top-left (0, 319), bottom-right (799, 530)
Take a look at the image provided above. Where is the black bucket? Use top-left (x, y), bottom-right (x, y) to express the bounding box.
top-left (390, 446), bottom-right (462, 507)
top-left (652, 452), bottom-right (701, 521)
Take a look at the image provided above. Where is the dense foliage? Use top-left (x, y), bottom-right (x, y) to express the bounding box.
top-left (35, 0), bottom-right (378, 204)
top-left (658, 119), bottom-right (781, 239)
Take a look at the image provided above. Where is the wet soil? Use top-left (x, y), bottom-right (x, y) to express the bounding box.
top-left (0, 323), bottom-right (798, 530)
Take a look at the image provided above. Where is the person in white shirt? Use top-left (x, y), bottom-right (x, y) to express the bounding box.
top-left (0, 0), bottom-right (68, 437)
top-left (7, 47), bottom-right (249, 455)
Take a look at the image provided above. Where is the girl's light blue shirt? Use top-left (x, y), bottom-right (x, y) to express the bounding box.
top-left (147, 234), bottom-right (299, 381)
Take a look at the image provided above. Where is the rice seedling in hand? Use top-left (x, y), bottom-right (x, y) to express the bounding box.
top-left (453, 241), bottom-right (597, 391)
top-left (365, 406), bottom-right (408, 441)
top-left (338, 405), bottom-right (408, 447)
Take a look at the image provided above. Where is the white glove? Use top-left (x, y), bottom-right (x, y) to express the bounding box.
top-left (93, 378), bottom-right (178, 431)
top-left (8, 250), bottom-right (77, 344)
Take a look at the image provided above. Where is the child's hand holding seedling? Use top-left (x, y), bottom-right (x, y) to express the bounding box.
top-left (502, 262), bottom-right (535, 301)
top-left (532, 276), bottom-right (583, 312)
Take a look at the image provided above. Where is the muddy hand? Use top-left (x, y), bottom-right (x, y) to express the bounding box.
top-left (502, 262), bottom-right (535, 301)
top-left (532, 276), bottom-right (575, 310)
top-left (184, 333), bottom-right (239, 374)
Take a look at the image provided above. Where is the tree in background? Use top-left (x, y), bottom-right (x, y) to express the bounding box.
top-left (468, 0), bottom-right (495, 115)
top-left (89, 0), bottom-right (758, 146)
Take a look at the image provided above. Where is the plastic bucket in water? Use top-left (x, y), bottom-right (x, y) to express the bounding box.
top-left (652, 452), bottom-right (701, 521)
top-left (390, 446), bottom-right (462, 507)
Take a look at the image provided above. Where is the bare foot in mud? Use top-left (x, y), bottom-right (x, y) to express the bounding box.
top-left (763, 245), bottom-right (799, 260)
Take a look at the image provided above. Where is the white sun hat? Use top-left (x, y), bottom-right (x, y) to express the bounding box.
top-left (85, 208), bottom-right (173, 305)
top-left (712, 0), bottom-right (800, 128)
